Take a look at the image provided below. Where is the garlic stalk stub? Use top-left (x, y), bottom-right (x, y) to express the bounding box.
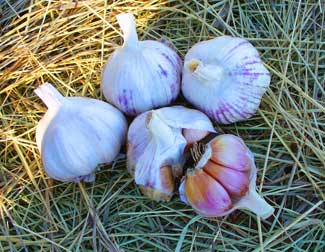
top-left (179, 134), bottom-right (274, 219)
top-left (102, 13), bottom-right (182, 116)
top-left (35, 83), bottom-right (127, 182)
top-left (127, 106), bottom-right (215, 201)
top-left (182, 36), bottom-right (270, 124)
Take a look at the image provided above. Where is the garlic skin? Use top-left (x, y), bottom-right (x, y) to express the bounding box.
top-left (179, 134), bottom-right (274, 219)
top-left (127, 106), bottom-right (215, 201)
top-left (182, 36), bottom-right (270, 124)
top-left (35, 83), bottom-right (127, 182)
top-left (102, 13), bottom-right (182, 116)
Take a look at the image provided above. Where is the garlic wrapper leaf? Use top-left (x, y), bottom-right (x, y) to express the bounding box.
top-left (179, 134), bottom-right (274, 219)
top-left (35, 83), bottom-right (127, 182)
top-left (127, 106), bottom-right (215, 201)
top-left (182, 36), bottom-right (270, 124)
top-left (102, 13), bottom-right (182, 116)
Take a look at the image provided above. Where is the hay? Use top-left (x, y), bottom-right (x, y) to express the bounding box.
top-left (0, 1), bottom-right (324, 251)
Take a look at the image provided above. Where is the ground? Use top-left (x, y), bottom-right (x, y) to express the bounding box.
top-left (0, 1), bottom-right (324, 251)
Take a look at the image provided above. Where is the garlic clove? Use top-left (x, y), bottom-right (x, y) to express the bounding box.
top-left (102, 13), bottom-right (182, 116)
top-left (182, 36), bottom-right (270, 124)
top-left (183, 169), bottom-right (232, 217)
top-left (139, 165), bottom-right (174, 201)
top-left (128, 110), bottom-right (186, 201)
top-left (182, 128), bottom-right (209, 145)
top-left (210, 134), bottom-right (250, 171)
top-left (203, 160), bottom-right (249, 198)
top-left (35, 83), bottom-right (127, 182)
top-left (159, 165), bottom-right (175, 193)
top-left (127, 106), bottom-right (215, 201)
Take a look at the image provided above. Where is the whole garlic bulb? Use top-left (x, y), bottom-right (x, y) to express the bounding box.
top-left (35, 83), bottom-right (127, 182)
top-left (182, 36), bottom-right (270, 124)
top-left (179, 134), bottom-right (274, 219)
top-left (127, 106), bottom-right (215, 201)
top-left (102, 13), bottom-right (182, 116)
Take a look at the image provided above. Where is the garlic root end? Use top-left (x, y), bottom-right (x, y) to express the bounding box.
top-left (185, 59), bottom-right (224, 82)
top-left (186, 59), bottom-right (200, 73)
top-left (140, 185), bottom-right (172, 202)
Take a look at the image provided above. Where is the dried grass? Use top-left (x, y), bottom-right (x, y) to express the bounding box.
top-left (0, 0), bottom-right (324, 251)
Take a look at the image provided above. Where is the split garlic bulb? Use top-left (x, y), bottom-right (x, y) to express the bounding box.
top-left (102, 13), bottom-right (182, 116)
top-left (182, 36), bottom-right (270, 124)
top-left (179, 134), bottom-right (274, 219)
top-left (35, 83), bottom-right (127, 182)
top-left (127, 106), bottom-right (215, 201)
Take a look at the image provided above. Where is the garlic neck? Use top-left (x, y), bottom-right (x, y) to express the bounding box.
top-left (237, 190), bottom-right (274, 219)
top-left (34, 82), bottom-right (64, 109)
top-left (186, 59), bottom-right (224, 83)
top-left (116, 13), bottom-right (139, 50)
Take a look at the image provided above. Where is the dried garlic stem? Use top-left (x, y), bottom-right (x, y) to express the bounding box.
top-left (116, 13), bottom-right (138, 49)
top-left (34, 82), bottom-right (63, 109)
top-left (238, 190), bottom-right (274, 219)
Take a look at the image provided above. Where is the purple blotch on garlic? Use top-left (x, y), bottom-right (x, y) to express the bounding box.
top-left (102, 13), bottom-right (182, 116)
top-left (158, 64), bottom-right (168, 77)
top-left (182, 36), bottom-right (270, 124)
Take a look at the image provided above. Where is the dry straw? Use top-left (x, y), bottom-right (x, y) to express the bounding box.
top-left (0, 1), bottom-right (324, 251)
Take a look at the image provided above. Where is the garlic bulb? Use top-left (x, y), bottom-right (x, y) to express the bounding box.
top-left (182, 36), bottom-right (270, 124)
top-left (35, 83), bottom-right (127, 182)
top-left (179, 134), bottom-right (274, 219)
top-left (127, 106), bottom-right (215, 201)
top-left (102, 13), bottom-right (182, 116)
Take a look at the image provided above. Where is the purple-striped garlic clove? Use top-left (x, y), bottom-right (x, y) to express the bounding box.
top-left (182, 36), bottom-right (270, 124)
top-left (203, 160), bottom-right (249, 198)
top-left (180, 134), bottom-right (274, 219)
top-left (102, 13), bottom-right (182, 116)
top-left (210, 134), bottom-right (250, 171)
top-left (181, 169), bottom-right (232, 217)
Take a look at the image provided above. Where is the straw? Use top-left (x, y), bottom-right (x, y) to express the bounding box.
top-left (0, 1), bottom-right (324, 251)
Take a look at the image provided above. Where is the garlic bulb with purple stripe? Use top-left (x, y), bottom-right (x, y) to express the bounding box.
top-left (182, 36), bottom-right (270, 124)
top-left (102, 13), bottom-right (182, 116)
top-left (127, 106), bottom-right (215, 201)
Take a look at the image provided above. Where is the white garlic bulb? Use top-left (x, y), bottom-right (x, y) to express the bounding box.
top-left (182, 36), bottom-right (270, 124)
top-left (102, 13), bottom-right (182, 116)
top-left (35, 83), bottom-right (127, 182)
top-left (127, 106), bottom-right (215, 201)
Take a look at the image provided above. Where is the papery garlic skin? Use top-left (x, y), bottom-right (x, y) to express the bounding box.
top-left (179, 134), bottom-right (274, 219)
top-left (102, 13), bottom-right (182, 116)
top-left (182, 36), bottom-right (270, 124)
top-left (35, 83), bottom-right (127, 182)
top-left (182, 128), bottom-right (209, 145)
top-left (127, 106), bottom-right (215, 201)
